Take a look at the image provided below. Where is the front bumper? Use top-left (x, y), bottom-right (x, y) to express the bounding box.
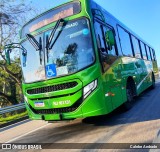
top-left (25, 85), bottom-right (107, 121)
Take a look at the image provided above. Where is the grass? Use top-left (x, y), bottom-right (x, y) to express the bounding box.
top-left (0, 111), bottom-right (28, 125)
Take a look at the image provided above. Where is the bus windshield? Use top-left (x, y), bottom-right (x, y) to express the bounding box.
top-left (21, 18), bottom-right (95, 83)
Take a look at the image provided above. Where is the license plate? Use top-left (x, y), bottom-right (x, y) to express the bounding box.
top-left (34, 102), bottom-right (45, 107)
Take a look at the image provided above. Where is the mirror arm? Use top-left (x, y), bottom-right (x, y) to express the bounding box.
top-left (4, 43), bottom-right (27, 65)
top-left (5, 43), bottom-right (27, 52)
top-left (5, 49), bottom-right (11, 65)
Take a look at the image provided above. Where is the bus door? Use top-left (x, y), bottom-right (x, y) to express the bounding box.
top-left (94, 20), bottom-right (123, 110)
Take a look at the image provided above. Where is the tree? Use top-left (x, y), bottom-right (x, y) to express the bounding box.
top-left (0, 0), bottom-right (37, 106)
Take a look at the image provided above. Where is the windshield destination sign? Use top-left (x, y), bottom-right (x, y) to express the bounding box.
top-left (30, 7), bottom-right (73, 32)
top-left (21, 2), bottom-right (81, 38)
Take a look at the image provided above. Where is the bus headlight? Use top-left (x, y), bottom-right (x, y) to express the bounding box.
top-left (83, 79), bottom-right (98, 99)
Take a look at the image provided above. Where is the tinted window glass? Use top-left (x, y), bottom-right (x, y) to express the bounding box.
top-left (146, 45), bottom-right (151, 60)
top-left (153, 50), bottom-right (156, 60)
top-left (151, 48), bottom-right (156, 61)
top-left (94, 22), bottom-right (105, 51)
top-left (118, 26), bottom-right (133, 57)
top-left (140, 42), bottom-right (147, 60)
top-left (21, 18), bottom-right (95, 83)
top-left (94, 21), bottom-right (117, 72)
top-left (150, 48), bottom-right (154, 60)
top-left (102, 26), bottom-right (117, 56)
top-left (131, 36), bottom-right (141, 58)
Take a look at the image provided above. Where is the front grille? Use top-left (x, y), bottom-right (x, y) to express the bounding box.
top-left (28, 97), bottom-right (83, 115)
top-left (27, 81), bottom-right (78, 95)
top-left (34, 107), bottom-right (77, 114)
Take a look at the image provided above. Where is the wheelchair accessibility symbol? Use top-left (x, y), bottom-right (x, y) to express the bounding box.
top-left (45, 64), bottom-right (57, 78)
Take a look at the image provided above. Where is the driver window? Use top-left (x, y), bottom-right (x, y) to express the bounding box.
top-left (94, 21), bottom-right (117, 72)
top-left (102, 26), bottom-right (117, 56)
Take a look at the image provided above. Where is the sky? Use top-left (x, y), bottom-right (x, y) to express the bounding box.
top-left (30, 0), bottom-right (160, 66)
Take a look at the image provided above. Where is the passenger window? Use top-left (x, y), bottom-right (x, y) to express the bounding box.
top-left (153, 50), bottom-right (156, 61)
top-left (151, 48), bottom-right (156, 61)
top-left (140, 42), bottom-right (147, 60)
top-left (118, 26), bottom-right (133, 57)
top-left (146, 45), bottom-right (151, 60)
top-left (131, 36), bottom-right (141, 58)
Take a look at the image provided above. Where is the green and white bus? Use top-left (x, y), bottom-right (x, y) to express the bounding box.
top-left (5, 0), bottom-right (158, 121)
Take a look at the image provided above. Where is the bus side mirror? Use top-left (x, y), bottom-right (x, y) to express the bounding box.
top-left (105, 30), bottom-right (115, 50)
top-left (5, 48), bottom-right (12, 65)
top-left (4, 43), bottom-right (27, 67)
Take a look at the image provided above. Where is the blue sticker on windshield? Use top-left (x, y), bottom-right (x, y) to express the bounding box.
top-left (45, 64), bottom-right (57, 78)
top-left (83, 28), bottom-right (89, 35)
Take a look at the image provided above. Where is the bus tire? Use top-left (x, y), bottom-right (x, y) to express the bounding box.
top-left (151, 73), bottom-right (155, 89)
top-left (123, 81), bottom-right (135, 111)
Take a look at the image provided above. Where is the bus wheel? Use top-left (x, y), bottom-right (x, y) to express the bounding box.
top-left (151, 73), bottom-right (155, 89)
top-left (123, 82), bottom-right (135, 111)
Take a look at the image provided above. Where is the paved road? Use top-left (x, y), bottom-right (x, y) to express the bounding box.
top-left (1, 80), bottom-right (160, 152)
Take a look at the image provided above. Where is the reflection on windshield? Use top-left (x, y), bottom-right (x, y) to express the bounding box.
top-left (46, 18), bottom-right (94, 78)
top-left (21, 18), bottom-right (95, 83)
top-left (21, 34), bottom-right (45, 83)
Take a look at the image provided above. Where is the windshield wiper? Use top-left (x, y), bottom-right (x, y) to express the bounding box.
top-left (26, 34), bottom-right (43, 65)
top-left (39, 37), bottom-right (42, 65)
top-left (46, 19), bottom-right (66, 62)
top-left (26, 34), bottom-right (40, 50)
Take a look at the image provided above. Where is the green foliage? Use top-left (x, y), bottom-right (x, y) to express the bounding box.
top-left (0, 0), bottom-right (37, 106)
